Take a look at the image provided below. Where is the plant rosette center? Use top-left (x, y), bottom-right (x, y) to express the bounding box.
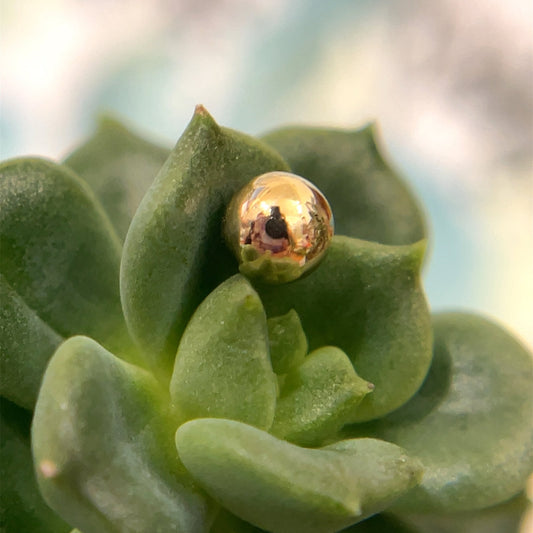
top-left (0, 106), bottom-right (531, 533)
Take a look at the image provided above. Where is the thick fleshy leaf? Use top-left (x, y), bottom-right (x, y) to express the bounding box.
top-left (211, 509), bottom-right (265, 533)
top-left (343, 513), bottom-right (419, 533)
top-left (121, 106), bottom-right (289, 375)
top-left (0, 158), bottom-right (133, 360)
top-left (399, 493), bottom-right (530, 533)
top-left (0, 398), bottom-right (70, 533)
top-left (346, 313), bottom-right (533, 512)
top-left (176, 418), bottom-right (422, 533)
top-left (261, 125), bottom-right (426, 245)
top-left (267, 309), bottom-right (308, 375)
top-left (170, 275), bottom-right (277, 430)
top-left (32, 336), bottom-right (215, 533)
top-left (255, 235), bottom-right (432, 422)
top-left (0, 274), bottom-right (62, 409)
top-left (64, 115), bottom-right (170, 241)
top-left (270, 346), bottom-right (373, 446)
top-left (211, 512), bottom-right (419, 533)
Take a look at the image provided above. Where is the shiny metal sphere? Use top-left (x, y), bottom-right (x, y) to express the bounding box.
top-left (224, 171), bottom-right (334, 284)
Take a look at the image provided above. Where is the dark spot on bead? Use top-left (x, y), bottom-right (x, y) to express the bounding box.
top-left (265, 206), bottom-right (288, 239)
top-left (265, 218), bottom-right (288, 239)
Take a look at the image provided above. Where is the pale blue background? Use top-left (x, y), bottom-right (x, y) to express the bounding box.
top-left (1, 0), bottom-right (531, 348)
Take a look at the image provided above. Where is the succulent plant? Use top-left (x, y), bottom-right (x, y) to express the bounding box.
top-left (1, 106), bottom-right (531, 533)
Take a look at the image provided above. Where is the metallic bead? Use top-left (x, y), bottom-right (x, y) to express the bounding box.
top-left (224, 171), bottom-right (334, 284)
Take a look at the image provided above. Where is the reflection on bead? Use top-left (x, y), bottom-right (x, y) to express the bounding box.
top-left (224, 171), bottom-right (334, 284)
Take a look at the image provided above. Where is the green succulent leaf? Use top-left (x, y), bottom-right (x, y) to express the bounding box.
top-left (170, 275), bottom-right (277, 430)
top-left (343, 513), bottom-right (420, 533)
top-left (267, 309), bottom-right (308, 375)
top-left (211, 509), bottom-right (266, 533)
top-left (270, 346), bottom-right (373, 446)
top-left (4, 105), bottom-right (531, 533)
top-left (121, 106), bottom-right (290, 376)
top-left (0, 398), bottom-right (70, 533)
top-left (0, 274), bottom-right (63, 409)
top-left (176, 418), bottom-right (423, 533)
top-left (261, 125), bottom-right (427, 245)
top-left (398, 493), bottom-right (530, 533)
top-left (32, 336), bottom-right (215, 533)
top-left (255, 235), bottom-right (432, 422)
top-left (346, 313), bottom-right (533, 513)
top-left (399, 493), bottom-right (530, 533)
top-left (64, 115), bottom-right (170, 241)
top-left (212, 510), bottom-right (420, 533)
top-left (0, 158), bottom-right (134, 363)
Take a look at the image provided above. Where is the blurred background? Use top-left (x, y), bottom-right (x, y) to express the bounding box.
top-left (1, 0), bottom-right (532, 352)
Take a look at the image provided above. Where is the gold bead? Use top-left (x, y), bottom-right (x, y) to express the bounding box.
top-left (224, 171), bottom-right (334, 284)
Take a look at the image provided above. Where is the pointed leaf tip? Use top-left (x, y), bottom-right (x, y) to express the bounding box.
top-left (121, 110), bottom-right (289, 373)
top-left (190, 104), bottom-right (220, 131)
top-left (195, 104), bottom-right (209, 116)
top-left (176, 418), bottom-right (422, 533)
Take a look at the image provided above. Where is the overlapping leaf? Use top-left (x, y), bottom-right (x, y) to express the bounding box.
top-left (32, 336), bottom-right (215, 533)
top-left (0, 275), bottom-right (62, 409)
top-left (2, 107), bottom-right (531, 533)
top-left (346, 313), bottom-right (533, 512)
top-left (267, 309), bottom-right (308, 375)
top-left (0, 158), bottom-right (136, 409)
top-left (255, 235), bottom-right (433, 421)
top-left (176, 418), bottom-right (422, 533)
top-left (262, 125), bottom-right (426, 245)
top-left (270, 346), bottom-right (373, 446)
top-left (170, 275), bottom-right (277, 430)
top-left (121, 106), bottom-right (290, 376)
top-left (399, 493), bottom-right (530, 533)
top-left (64, 115), bottom-right (170, 240)
top-left (343, 513), bottom-right (419, 533)
top-left (0, 398), bottom-right (70, 533)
